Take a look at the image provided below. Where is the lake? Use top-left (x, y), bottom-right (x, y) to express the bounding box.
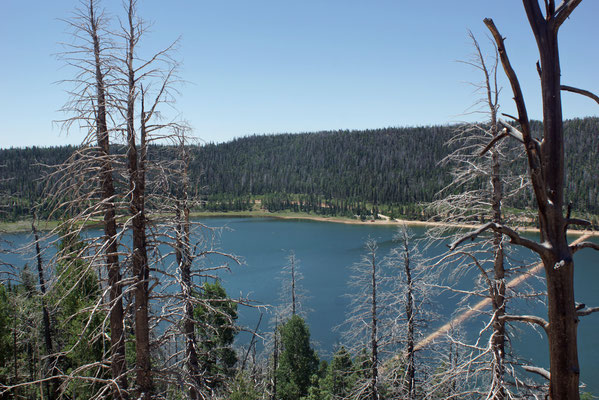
top-left (2, 216), bottom-right (598, 393)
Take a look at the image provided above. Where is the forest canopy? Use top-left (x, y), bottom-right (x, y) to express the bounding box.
top-left (2, 117), bottom-right (598, 222)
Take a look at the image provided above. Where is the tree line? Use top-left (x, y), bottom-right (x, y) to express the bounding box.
top-left (2, 117), bottom-right (599, 222)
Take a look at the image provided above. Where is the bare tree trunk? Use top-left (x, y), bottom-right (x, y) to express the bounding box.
top-left (123, 2), bottom-right (152, 397)
top-left (485, 49), bottom-right (506, 400)
top-left (477, 3), bottom-right (588, 397)
top-left (527, 8), bottom-right (578, 397)
top-left (369, 247), bottom-right (379, 400)
top-left (12, 295), bottom-right (18, 389)
top-left (178, 207), bottom-right (200, 399)
top-left (401, 232), bottom-right (415, 400)
top-left (486, 5), bottom-right (579, 395)
top-left (89, 2), bottom-right (128, 396)
top-left (272, 318), bottom-right (279, 400)
top-left (174, 138), bottom-right (201, 399)
top-left (291, 254), bottom-right (296, 316)
top-left (490, 125), bottom-right (507, 400)
top-left (32, 218), bottom-right (56, 400)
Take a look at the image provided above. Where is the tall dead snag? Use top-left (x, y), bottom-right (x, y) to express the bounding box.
top-left (55, 1), bottom-right (128, 396)
top-left (451, 2), bottom-right (599, 398)
top-left (369, 242), bottom-right (379, 400)
top-left (400, 229), bottom-right (416, 400)
top-left (153, 130), bottom-right (242, 398)
top-left (90, 1), bottom-right (129, 394)
top-left (277, 251), bottom-right (308, 320)
top-left (383, 227), bottom-right (438, 399)
top-left (31, 217), bottom-right (57, 400)
top-left (115, 0), bottom-right (179, 395)
top-left (173, 133), bottom-right (201, 399)
top-left (428, 32), bottom-right (536, 398)
top-left (342, 239), bottom-right (381, 400)
top-left (120, 1), bottom-right (152, 396)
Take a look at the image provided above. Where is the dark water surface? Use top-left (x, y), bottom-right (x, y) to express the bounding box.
top-left (2, 216), bottom-right (598, 393)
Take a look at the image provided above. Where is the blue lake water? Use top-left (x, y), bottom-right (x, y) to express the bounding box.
top-left (2, 216), bottom-right (598, 393)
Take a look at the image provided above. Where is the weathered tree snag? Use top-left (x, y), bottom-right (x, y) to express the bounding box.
top-left (473, 33), bottom-right (507, 399)
top-left (174, 138), bottom-right (201, 399)
top-left (290, 253), bottom-right (297, 316)
top-left (89, 1), bottom-right (128, 396)
top-left (272, 317), bottom-right (279, 400)
top-left (32, 218), bottom-right (57, 400)
top-left (368, 242), bottom-right (380, 400)
top-left (400, 230), bottom-right (415, 400)
top-left (467, 2), bottom-right (588, 398)
top-left (124, 1), bottom-right (152, 396)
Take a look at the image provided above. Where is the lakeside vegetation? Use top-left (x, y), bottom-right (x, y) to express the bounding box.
top-left (2, 117), bottom-right (598, 225)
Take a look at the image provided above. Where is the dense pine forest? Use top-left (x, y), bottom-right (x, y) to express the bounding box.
top-left (2, 117), bottom-right (598, 222)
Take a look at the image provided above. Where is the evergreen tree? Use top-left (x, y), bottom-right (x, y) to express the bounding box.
top-left (0, 284), bottom-right (12, 388)
top-left (194, 280), bottom-right (239, 389)
top-left (229, 372), bottom-right (261, 400)
top-left (320, 346), bottom-right (356, 400)
top-left (276, 315), bottom-right (319, 400)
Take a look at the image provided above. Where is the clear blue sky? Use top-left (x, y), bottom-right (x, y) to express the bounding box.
top-left (1, 0), bottom-right (597, 148)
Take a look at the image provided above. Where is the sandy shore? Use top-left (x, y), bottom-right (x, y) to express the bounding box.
top-left (255, 212), bottom-right (598, 237)
top-left (2, 211), bottom-right (597, 237)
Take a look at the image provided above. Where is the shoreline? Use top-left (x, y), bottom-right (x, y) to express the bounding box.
top-left (1, 210), bottom-right (597, 237)
top-left (195, 211), bottom-right (598, 237)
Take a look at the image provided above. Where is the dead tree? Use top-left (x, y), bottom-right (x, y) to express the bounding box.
top-left (89, 2), bottom-right (128, 392)
top-left (118, 1), bottom-right (152, 395)
top-left (451, 2), bottom-right (599, 398)
top-left (398, 229), bottom-right (416, 400)
top-left (428, 32), bottom-right (538, 399)
top-left (342, 238), bottom-right (382, 400)
top-left (380, 227), bottom-right (439, 400)
top-left (31, 217), bottom-right (57, 400)
top-left (173, 137), bottom-right (201, 399)
top-left (150, 129), bottom-right (242, 398)
top-left (54, 1), bottom-right (128, 396)
top-left (111, 0), bottom-right (182, 396)
top-left (277, 250), bottom-right (308, 320)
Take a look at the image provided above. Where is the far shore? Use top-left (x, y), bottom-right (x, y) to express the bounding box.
top-left (231, 211), bottom-right (598, 237)
top-left (1, 210), bottom-right (597, 237)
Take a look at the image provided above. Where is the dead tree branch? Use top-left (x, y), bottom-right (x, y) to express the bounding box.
top-left (561, 85), bottom-right (599, 105)
top-left (570, 241), bottom-right (599, 254)
top-left (577, 306), bottom-right (599, 317)
top-left (448, 222), bottom-right (547, 255)
top-left (522, 365), bottom-right (550, 380)
top-left (499, 314), bottom-right (549, 334)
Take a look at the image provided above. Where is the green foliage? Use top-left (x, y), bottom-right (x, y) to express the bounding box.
top-left (194, 280), bottom-right (239, 389)
top-left (276, 315), bottom-right (320, 400)
top-left (229, 372), bottom-right (261, 400)
top-left (4, 118), bottom-right (598, 222)
top-left (0, 269), bottom-right (47, 398)
top-left (0, 284), bottom-right (13, 384)
top-left (321, 346), bottom-right (356, 399)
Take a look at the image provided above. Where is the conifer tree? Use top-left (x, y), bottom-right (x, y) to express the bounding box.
top-left (276, 314), bottom-right (319, 400)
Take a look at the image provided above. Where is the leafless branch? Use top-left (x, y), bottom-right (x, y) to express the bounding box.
top-left (561, 84), bottom-right (599, 105)
top-left (552, 0), bottom-right (583, 31)
top-left (522, 365), bottom-right (551, 380)
top-left (449, 222), bottom-right (547, 256)
top-left (499, 314), bottom-right (549, 334)
top-left (570, 241), bottom-right (599, 254)
top-left (577, 306), bottom-right (599, 317)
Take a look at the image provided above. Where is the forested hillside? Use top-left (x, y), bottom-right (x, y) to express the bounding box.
top-left (1, 117), bottom-right (598, 221)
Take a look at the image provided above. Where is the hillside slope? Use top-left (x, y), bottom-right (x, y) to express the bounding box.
top-left (1, 117), bottom-right (597, 221)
